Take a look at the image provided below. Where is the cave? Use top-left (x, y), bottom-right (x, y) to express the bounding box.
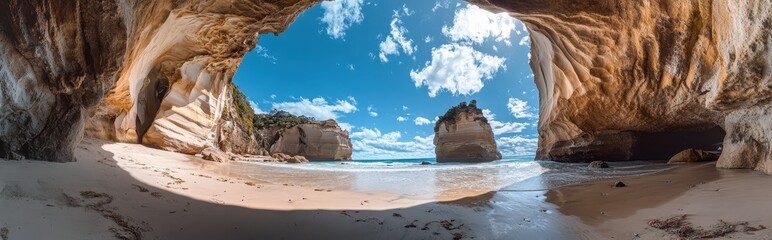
top-left (629, 126), bottom-right (725, 161)
top-left (0, 0), bottom-right (769, 173)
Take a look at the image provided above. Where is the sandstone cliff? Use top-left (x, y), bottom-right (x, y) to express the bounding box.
top-left (434, 101), bottom-right (502, 163)
top-left (270, 120), bottom-right (353, 161)
top-left (470, 0), bottom-right (772, 173)
top-left (2, 0), bottom-right (771, 175)
top-left (0, 0), bottom-right (318, 161)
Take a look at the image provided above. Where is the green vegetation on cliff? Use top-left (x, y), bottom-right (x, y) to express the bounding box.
top-left (434, 100), bottom-right (488, 132)
top-left (230, 83), bottom-right (256, 134)
top-left (253, 110), bottom-right (316, 132)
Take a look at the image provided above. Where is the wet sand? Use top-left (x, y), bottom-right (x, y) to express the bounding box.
top-left (3, 138), bottom-right (771, 239)
top-left (0, 138), bottom-right (596, 239)
top-left (547, 162), bottom-right (772, 239)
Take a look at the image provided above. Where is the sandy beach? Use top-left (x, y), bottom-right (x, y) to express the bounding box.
top-left (2, 138), bottom-right (772, 240)
top-left (548, 162), bottom-right (772, 239)
top-left (0, 138), bottom-right (585, 239)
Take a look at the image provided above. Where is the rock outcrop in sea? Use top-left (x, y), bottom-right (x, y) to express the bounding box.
top-left (470, 0), bottom-right (772, 173)
top-left (668, 149), bottom-right (721, 164)
top-left (269, 120), bottom-right (353, 161)
top-left (434, 101), bottom-right (502, 163)
top-left (1, 1), bottom-right (770, 174)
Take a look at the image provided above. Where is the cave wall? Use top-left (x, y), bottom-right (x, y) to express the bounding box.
top-left (1, 0), bottom-right (770, 173)
top-left (470, 0), bottom-right (772, 172)
top-left (0, 0), bottom-right (319, 161)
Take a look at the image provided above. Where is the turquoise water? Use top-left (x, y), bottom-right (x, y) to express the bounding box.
top-left (236, 155), bottom-right (673, 200)
top-left (306, 155), bottom-right (537, 171)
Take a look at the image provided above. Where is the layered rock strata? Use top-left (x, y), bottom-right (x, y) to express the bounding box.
top-left (0, 0), bottom-right (319, 161)
top-left (269, 120), bottom-right (353, 161)
top-left (470, 0), bottom-right (772, 173)
top-left (434, 101), bottom-right (502, 163)
top-left (668, 148), bottom-right (720, 164)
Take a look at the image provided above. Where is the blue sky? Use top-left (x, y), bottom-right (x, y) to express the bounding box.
top-left (233, 0), bottom-right (538, 159)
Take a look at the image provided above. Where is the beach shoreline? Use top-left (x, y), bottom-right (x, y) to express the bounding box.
top-left (547, 162), bottom-right (772, 239)
top-left (1, 138), bottom-right (771, 239)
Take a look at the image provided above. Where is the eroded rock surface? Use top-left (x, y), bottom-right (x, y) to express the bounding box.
top-left (668, 149), bottom-right (720, 164)
top-left (2, 0), bottom-right (771, 175)
top-left (0, 0), bottom-right (319, 161)
top-left (470, 0), bottom-right (772, 173)
top-left (434, 101), bottom-right (502, 163)
top-left (270, 120), bottom-right (353, 161)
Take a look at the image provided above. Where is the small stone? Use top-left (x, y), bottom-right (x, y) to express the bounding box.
top-left (614, 181), bottom-right (626, 187)
top-left (588, 161), bottom-right (609, 168)
top-left (421, 161), bottom-right (432, 165)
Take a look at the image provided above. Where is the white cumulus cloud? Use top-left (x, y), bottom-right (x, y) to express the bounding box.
top-left (410, 43), bottom-right (506, 97)
top-left (497, 136), bottom-right (538, 156)
top-left (442, 5), bottom-right (521, 45)
top-left (518, 36), bottom-right (530, 46)
top-left (352, 130), bottom-right (436, 159)
top-left (249, 101), bottom-right (266, 114)
top-left (378, 12), bottom-right (416, 62)
top-left (396, 116), bottom-right (407, 122)
top-left (413, 117), bottom-right (432, 125)
top-left (483, 109), bottom-right (528, 135)
top-left (367, 105), bottom-right (378, 117)
top-left (320, 0), bottom-right (364, 39)
top-left (507, 98), bottom-right (535, 118)
top-left (272, 97), bottom-right (357, 120)
top-left (337, 122), bottom-right (354, 132)
top-left (351, 127), bottom-right (382, 139)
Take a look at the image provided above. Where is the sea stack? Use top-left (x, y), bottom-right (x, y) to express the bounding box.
top-left (433, 100), bottom-right (502, 163)
top-left (270, 119), bottom-right (353, 161)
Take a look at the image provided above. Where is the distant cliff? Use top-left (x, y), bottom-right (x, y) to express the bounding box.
top-left (270, 119), bottom-right (353, 161)
top-left (2, 0), bottom-right (771, 175)
top-left (0, 0), bottom-right (319, 161)
top-left (434, 101), bottom-right (502, 163)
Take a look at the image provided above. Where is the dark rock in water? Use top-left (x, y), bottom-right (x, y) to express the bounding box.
top-left (201, 147), bottom-right (230, 162)
top-left (588, 161), bottom-right (609, 169)
top-left (614, 181), bottom-right (627, 187)
top-left (421, 161), bottom-right (432, 165)
top-left (667, 149), bottom-right (720, 164)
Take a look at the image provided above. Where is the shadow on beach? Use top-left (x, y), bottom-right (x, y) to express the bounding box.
top-left (0, 139), bottom-right (600, 240)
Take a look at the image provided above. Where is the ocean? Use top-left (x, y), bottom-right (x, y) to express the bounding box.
top-left (235, 156), bottom-right (675, 201)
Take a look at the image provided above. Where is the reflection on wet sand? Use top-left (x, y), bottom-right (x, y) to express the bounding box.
top-left (180, 156), bottom-right (683, 238)
top-left (545, 162), bottom-right (720, 225)
top-left (433, 165), bottom-right (503, 202)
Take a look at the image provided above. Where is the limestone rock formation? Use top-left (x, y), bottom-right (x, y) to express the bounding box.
top-left (3, 0), bottom-right (771, 176)
top-left (0, 0), bottom-right (319, 161)
top-left (270, 120), bottom-right (353, 161)
top-left (470, 0), bottom-right (772, 173)
top-left (434, 101), bottom-right (502, 163)
top-left (237, 153), bottom-right (308, 164)
top-left (200, 147), bottom-right (230, 163)
top-left (271, 153), bottom-right (309, 164)
top-left (668, 149), bottom-right (720, 164)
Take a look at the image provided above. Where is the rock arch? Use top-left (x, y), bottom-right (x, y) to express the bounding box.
top-left (1, 0), bottom-right (770, 174)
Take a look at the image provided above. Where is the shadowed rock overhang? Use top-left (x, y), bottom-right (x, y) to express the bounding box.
top-left (0, 0), bottom-right (770, 174)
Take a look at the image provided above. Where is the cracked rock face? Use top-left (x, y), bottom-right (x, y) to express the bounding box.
top-left (269, 120), bottom-right (353, 161)
top-left (434, 102), bottom-right (502, 163)
top-left (470, 0), bottom-right (771, 172)
top-left (2, 0), bottom-right (770, 175)
top-left (0, 0), bottom-right (318, 161)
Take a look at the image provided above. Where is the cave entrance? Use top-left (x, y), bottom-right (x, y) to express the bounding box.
top-left (230, 0), bottom-right (539, 160)
top-left (630, 125), bottom-right (725, 161)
